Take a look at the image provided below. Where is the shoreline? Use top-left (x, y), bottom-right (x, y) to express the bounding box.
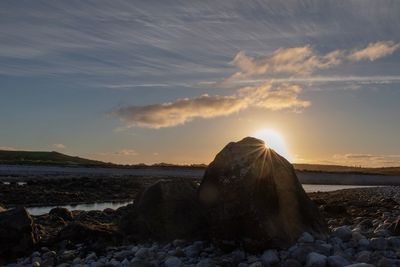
top-left (4, 186), bottom-right (400, 266)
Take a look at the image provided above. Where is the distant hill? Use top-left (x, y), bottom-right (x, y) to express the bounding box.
top-left (0, 150), bottom-right (111, 167)
top-left (1, 150), bottom-right (399, 176)
top-left (293, 163), bottom-right (400, 176)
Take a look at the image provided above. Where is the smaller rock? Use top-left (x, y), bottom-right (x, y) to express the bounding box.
top-left (260, 249), bottom-right (279, 265)
top-left (327, 255), bottom-right (349, 267)
top-left (165, 256), bottom-right (182, 267)
top-left (355, 251), bottom-right (371, 263)
top-left (343, 264), bottom-right (374, 267)
top-left (196, 258), bottom-right (217, 267)
top-left (332, 226), bottom-right (353, 242)
top-left (282, 259), bottom-right (302, 267)
top-left (306, 252), bottom-right (327, 267)
top-left (358, 239), bottom-right (369, 247)
top-left (85, 252), bottom-right (97, 261)
top-left (299, 232), bottom-right (315, 243)
top-left (135, 247), bottom-right (149, 259)
top-left (370, 237), bottom-right (388, 250)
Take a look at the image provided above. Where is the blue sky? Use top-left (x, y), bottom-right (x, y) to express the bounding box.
top-left (1, 0), bottom-right (400, 166)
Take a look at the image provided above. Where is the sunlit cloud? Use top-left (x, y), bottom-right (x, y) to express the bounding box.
top-left (231, 46), bottom-right (342, 77)
top-left (113, 82), bottom-right (309, 128)
top-left (226, 41), bottom-right (399, 84)
top-left (114, 149), bottom-right (138, 156)
top-left (52, 143), bottom-right (66, 150)
top-left (113, 94), bottom-right (248, 129)
top-left (238, 83), bottom-right (310, 111)
top-left (348, 41), bottom-right (400, 61)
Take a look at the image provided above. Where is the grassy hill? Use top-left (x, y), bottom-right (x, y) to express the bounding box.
top-left (294, 163), bottom-right (400, 176)
top-left (0, 150), bottom-right (111, 166)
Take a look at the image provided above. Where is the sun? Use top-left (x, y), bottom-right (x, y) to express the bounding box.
top-left (253, 128), bottom-right (292, 161)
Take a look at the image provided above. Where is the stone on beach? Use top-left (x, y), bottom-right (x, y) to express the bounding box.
top-left (0, 207), bottom-right (38, 262)
top-left (120, 178), bottom-right (204, 240)
top-left (198, 137), bottom-right (328, 248)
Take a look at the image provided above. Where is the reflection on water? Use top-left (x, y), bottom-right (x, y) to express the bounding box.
top-left (303, 184), bottom-right (378, 192)
top-left (27, 201), bottom-right (133, 216)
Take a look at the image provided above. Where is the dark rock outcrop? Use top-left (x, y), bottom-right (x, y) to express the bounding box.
top-left (198, 137), bottom-right (328, 249)
top-left (49, 207), bottom-right (74, 221)
top-left (120, 179), bottom-right (204, 241)
top-left (0, 207), bottom-right (38, 261)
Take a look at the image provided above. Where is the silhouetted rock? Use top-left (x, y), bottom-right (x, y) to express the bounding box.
top-left (0, 207), bottom-right (38, 261)
top-left (49, 207), bottom-right (73, 221)
top-left (120, 179), bottom-right (204, 240)
top-left (198, 137), bottom-right (328, 249)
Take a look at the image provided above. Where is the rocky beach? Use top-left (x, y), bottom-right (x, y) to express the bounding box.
top-left (2, 186), bottom-right (400, 267)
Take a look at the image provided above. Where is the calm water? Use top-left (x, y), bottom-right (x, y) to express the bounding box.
top-left (25, 184), bottom-right (377, 216)
top-left (27, 201), bottom-right (133, 216)
top-left (302, 184), bottom-right (377, 192)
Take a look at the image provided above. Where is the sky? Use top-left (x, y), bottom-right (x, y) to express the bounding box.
top-left (1, 0), bottom-right (400, 166)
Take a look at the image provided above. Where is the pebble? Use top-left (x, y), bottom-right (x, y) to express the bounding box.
top-left (327, 255), bottom-right (350, 267)
top-left (299, 232), bottom-right (315, 243)
top-left (306, 252), bottom-right (327, 267)
top-left (333, 226), bottom-right (353, 242)
top-left (370, 237), bottom-right (388, 250)
top-left (165, 256), bottom-right (183, 267)
top-left (260, 249), bottom-right (279, 265)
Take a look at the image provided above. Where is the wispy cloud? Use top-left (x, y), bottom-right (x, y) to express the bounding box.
top-left (348, 41), bottom-right (400, 61)
top-left (113, 82), bottom-right (309, 128)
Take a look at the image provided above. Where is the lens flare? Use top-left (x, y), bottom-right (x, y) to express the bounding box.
top-left (253, 129), bottom-right (292, 161)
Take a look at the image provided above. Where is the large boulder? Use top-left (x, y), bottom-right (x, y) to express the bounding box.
top-left (120, 179), bottom-right (204, 240)
top-left (198, 137), bottom-right (327, 249)
top-left (0, 207), bottom-right (39, 261)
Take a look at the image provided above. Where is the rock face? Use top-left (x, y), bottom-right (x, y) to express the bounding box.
top-left (198, 137), bottom-right (327, 248)
top-left (120, 179), bottom-right (204, 240)
top-left (0, 207), bottom-right (38, 261)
